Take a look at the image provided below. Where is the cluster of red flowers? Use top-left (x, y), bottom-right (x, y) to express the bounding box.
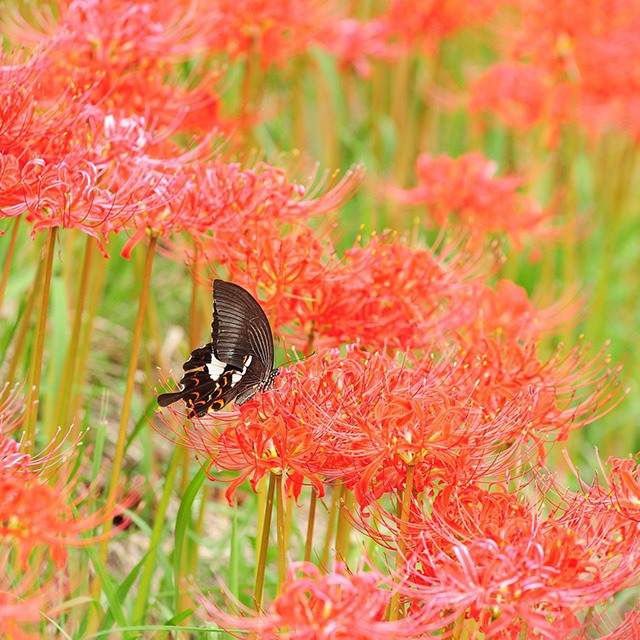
top-left (391, 152), bottom-right (551, 248)
top-left (0, 386), bottom-right (133, 635)
top-left (1, 0), bottom-right (637, 638)
top-left (469, 0), bottom-right (640, 140)
top-left (0, 1), bottom-right (361, 261)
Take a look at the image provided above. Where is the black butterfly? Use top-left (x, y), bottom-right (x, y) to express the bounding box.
top-left (157, 279), bottom-right (279, 418)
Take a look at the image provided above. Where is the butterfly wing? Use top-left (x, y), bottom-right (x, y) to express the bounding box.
top-left (212, 279), bottom-right (275, 378)
top-left (157, 280), bottom-right (276, 416)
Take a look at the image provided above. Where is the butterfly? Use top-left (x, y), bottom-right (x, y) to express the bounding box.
top-left (157, 279), bottom-right (279, 418)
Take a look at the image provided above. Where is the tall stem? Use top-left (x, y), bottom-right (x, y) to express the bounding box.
top-left (389, 463), bottom-right (416, 621)
top-left (100, 236), bottom-right (157, 557)
top-left (0, 216), bottom-right (21, 316)
top-left (69, 248), bottom-right (106, 419)
top-left (254, 475), bottom-right (267, 581)
top-left (275, 474), bottom-right (286, 590)
top-left (304, 487), bottom-right (318, 562)
top-left (321, 484), bottom-right (343, 567)
top-left (334, 488), bottom-right (352, 561)
top-left (2, 260), bottom-right (42, 384)
top-left (54, 236), bottom-right (95, 431)
top-left (254, 472), bottom-right (276, 612)
top-left (24, 226), bottom-right (58, 452)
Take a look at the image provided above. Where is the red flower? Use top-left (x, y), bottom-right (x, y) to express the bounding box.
top-left (444, 279), bottom-right (579, 342)
top-left (3, 0), bottom-right (226, 134)
top-left (200, 561), bottom-right (411, 639)
top-left (474, 0), bottom-right (640, 139)
top-left (317, 18), bottom-right (400, 78)
top-left (391, 152), bottom-right (549, 248)
top-left (469, 63), bottom-right (549, 129)
top-left (0, 467), bottom-right (134, 568)
top-left (200, 0), bottom-right (340, 68)
top-left (383, 0), bottom-right (503, 52)
top-left (0, 552), bottom-right (66, 640)
top-left (156, 338), bottom-right (610, 504)
top-left (394, 478), bottom-right (640, 638)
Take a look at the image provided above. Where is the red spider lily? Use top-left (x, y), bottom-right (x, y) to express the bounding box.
top-left (188, 161), bottom-right (362, 229)
top-left (382, 0), bottom-right (503, 53)
top-left (2, 0), bottom-right (227, 135)
top-left (390, 152), bottom-right (550, 248)
top-left (449, 337), bottom-right (626, 444)
top-left (0, 48), bottom-right (202, 254)
top-left (389, 478), bottom-right (640, 639)
top-left (0, 384), bottom-right (84, 475)
top-left (200, 0), bottom-right (341, 69)
top-left (8, 150), bottom-right (186, 257)
top-left (157, 341), bottom-right (591, 505)
top-left (0, 551), bottom-right (67, 640)
top-left (206, 221), bottom-right (334, 332)
top-left (199, 561), bottom-right (414, 639)
top-left (184, 227), bottom-right (493, 353)
top-left (160, 162), bottom-right (361, 270)
top-left (444, 279), bottom-right (580, 342)
top-left (0, 44), bottom-right (101, 160)
top-left (469, 62), bottom-right (550, 130)
top-left (0, 451), bottom-right (135, 568)
top-left (552, 454), bottom-right (640, 559)
top-left (244, 230), bottom-right (495, 352)
top-left (317, 18), bottom-right (400, 78)
top-left (473, 0), bottom-right (640, 139)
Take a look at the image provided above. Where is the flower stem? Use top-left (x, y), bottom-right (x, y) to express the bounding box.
top-left (304, 486), bottom-right (318, 562)
top-left (275, 473), bottom-right (286, 590)
top-left (69, 247), bottom-right (106, 420)
top-left (2, 259), bottom-right (42, 386)
top-left (100, 236), bottom-right (157, 559)
top-left (24, 226), bottom-right (58, 453)
top-left (53, 236), bottom-right (95, 432)
top-left (335, 488), bottom-right (352, 562)
top-left (254, 475), bottom-right (267, 579)
top-left (254, 472), bottom-right (276, 611)
top-left (389, 462), bottom-right (416, 622)
top-left (321, 484), bottom-right (343, 567)
top-left (0, 216), bottom-right (21, 317)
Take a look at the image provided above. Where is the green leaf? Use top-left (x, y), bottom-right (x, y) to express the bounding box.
top-left (174, 466), bottom-right (207, 607)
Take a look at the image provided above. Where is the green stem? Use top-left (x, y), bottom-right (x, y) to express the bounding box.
top-left (24, 226), bottom-right (58, 453)
top-left (69, 246), bottom-right (106, 420)
top-left (335, 489), bottom-right (352, 562)
top-left (321, 484), bottom-right (343, 567)
top-left (254, 475), bottom-right (267, 580)
top-left (275, 474), bottom-right (286, 590)
top-left (54, 236), bottom-right (95, 431)
top-left (0, 216), bottom-right (21, 316)
top-left (2, 259), bottom-right (42, 385)
top-left (131, 447), bottom-right (181, 626)
top-left (389, 463), bottom-right (416, 622)
top-left (304, 487), bottom-right (318, 563)
top-left (254, 472), bottom-right (276, 611)
top-left (100, 236), bottom-right (157, 559)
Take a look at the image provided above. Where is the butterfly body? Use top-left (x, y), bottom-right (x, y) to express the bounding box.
top-left (158, 280), bottom-right (278, 417)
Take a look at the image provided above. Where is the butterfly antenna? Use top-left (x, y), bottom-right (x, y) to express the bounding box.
top-left (276, 350), bottom-right (315, 369)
